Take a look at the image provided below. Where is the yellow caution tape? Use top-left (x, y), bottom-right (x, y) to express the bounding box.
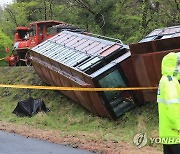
top-left (0, 84), bottom-right (158, 91)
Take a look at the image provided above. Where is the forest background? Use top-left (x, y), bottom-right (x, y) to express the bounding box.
top-left (0, 0), bottom-right (180, 61)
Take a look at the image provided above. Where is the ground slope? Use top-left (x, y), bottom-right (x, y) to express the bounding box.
top-left (0, 66), bottom-right (162, 153)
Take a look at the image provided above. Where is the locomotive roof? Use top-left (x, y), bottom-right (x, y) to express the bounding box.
top-left (16, 27), bottom-right (29, 31)
top-left (32, 31), bottom-right (129, 75)
top-left (29, 20), bottom-right (65, 25)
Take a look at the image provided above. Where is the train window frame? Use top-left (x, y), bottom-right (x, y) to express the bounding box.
top-left (98, 69), bottom-right (126, 100)
top-left (94, 66), bottom-right (129, 98)
top-left (38, 25), bottom-right (43, 36)
top-left (93, 65), bottom-right (134, 118)
top-left (29, 25), bottom-right (36, 37)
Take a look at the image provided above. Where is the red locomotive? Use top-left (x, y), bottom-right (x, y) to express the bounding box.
top-left (5, 20), bottom-right (81, 66)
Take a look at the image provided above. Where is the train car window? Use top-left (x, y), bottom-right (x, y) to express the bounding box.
top-left (98, 69), bottom-right (126, 100)
top-left (17, 30), bottom-right (28, 40)
top-left (46, 27), bottom-right (51, 35)
top-left (78, 57), bottom-right (101, 71)
top-left (46, 25), bottom-right (57, 36)
top-left (29, 25), bottom-right (36, 37)
top-left (46, 26), bottom-right (57, 35)
top-left (38, 26), bottom-right (43, 36)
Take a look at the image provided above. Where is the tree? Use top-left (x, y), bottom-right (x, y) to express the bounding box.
top-left (65, 0), bottom-right (116, 34)
top-left (0, 29), bottom-right (12, 66)
top-left (1, 0), bottom-right (180, 45)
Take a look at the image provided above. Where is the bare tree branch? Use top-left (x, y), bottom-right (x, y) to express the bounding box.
top-left (67, 0), bottom-right (95, 14)
top-left (44, 0), bottom-right (47, 20)
top-left (5, 7), bottom-right (18, 26)
top-left (49, 0), bottom-right (54, 20)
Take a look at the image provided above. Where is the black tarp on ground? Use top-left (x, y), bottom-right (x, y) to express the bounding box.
top-left (12, 97), bottom-right (49, 117)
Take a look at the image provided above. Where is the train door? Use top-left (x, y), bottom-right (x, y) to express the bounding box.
top-left (93, 64), bottom-right (135, 118)
top-left (29, 24), bottom-right (37, 48)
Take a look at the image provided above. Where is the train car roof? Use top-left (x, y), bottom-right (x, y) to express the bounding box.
top-left (32, 31), bottom-right (129, 76)
top-left (140, 25), bottom-right (180, 43)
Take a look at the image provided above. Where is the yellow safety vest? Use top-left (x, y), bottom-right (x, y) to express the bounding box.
top-left (157, 52), bottom-right (180, 144)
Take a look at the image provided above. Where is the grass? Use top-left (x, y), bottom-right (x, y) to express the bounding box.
top-left (0, 66), bottom-right (161, 150)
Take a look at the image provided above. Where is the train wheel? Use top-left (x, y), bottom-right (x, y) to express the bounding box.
top-left (25, 52), bottom-right (32, 66)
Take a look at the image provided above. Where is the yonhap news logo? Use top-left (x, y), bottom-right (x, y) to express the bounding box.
top-left (133, 133), bottom-right (147, 148)
top-left (133, 133), bottom-right (180, 148)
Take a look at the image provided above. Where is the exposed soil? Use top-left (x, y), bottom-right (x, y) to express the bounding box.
top-left (0, 121), bottom-right (162, 154)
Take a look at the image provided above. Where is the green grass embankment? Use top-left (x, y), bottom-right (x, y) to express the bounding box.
top-left (0, 66), bottom-right (160, 149)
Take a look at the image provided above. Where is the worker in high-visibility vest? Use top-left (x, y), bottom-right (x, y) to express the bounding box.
top-left (157, 52), bottom-right (180, 153)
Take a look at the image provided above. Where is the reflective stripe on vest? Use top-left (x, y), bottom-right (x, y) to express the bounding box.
top-left (157, 98), bottom-right (180, 105)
